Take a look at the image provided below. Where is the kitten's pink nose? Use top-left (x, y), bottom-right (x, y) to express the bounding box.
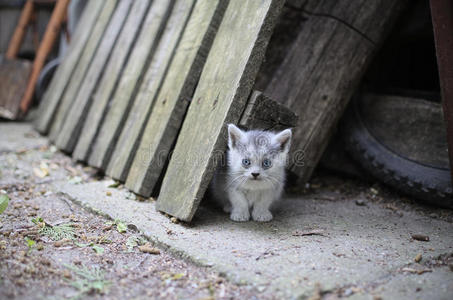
top-left (251, 173), bottom-right (260, 179)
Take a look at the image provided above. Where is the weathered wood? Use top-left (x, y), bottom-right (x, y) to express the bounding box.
top-left (87, 0), bottom-right (178, 169)
top-left (0, 55), bottom-right (31, 119)
top-left (239, 91), bottom-right (298, 131)
top-left (123, 0), bottom-right (228, 195)
top-left (48, 0), bottom-right (118, 142)
top-left (71, 0), bottom-right (151, 162)
top-left (265, 0), bottom-right (406, 184)
top-left (54, 0), bottom-right (133, 153)
top-left (156, 0), bottom-right (285, 221)
top-left (107, 0), bottom-right (205, 182)
top-left (34, 0), bottom-right (104, 134)
top-left (430, 0), bottom-right (453, 184)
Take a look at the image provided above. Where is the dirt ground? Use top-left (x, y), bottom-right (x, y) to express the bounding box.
top-left (0, 133), bottom-right (268, 300)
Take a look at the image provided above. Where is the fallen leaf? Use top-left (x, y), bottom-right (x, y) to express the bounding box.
top-left (414, 253), bottom-right (422, 263)
top-left (116, 221), bottom-right (127, 233)
top-left (138, 244), bottom-right (160, 255)
top-left (0, 194), bottom-right (9, 214)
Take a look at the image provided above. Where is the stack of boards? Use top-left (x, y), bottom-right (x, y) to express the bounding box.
top-left (35, 0), bottom-right (296, 222)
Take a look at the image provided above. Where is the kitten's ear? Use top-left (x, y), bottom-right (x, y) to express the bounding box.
top-left (228, 124), bottom-right (244, 149)
top-left (274, 129), bottom-right (292, 153)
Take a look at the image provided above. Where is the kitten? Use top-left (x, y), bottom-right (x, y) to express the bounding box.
top-left (211, 124), bottom-right (292, 222)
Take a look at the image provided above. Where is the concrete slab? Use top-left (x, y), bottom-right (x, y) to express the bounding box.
top-left (60, 180), bottom-right (453, 299)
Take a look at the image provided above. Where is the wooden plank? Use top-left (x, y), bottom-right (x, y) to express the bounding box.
top-left (88, 0), bottom-right (181, 170)
top-left (430, 0), bottom-right (453, 184)
top-left (48, 0), bottom-right (118, 142)
top-left (156, 0), bottom-right (285, 221)
top-left (34, 0), bottom-right (104, 134)
top-left (0, 55), bottom-right (31, 119)
top-left (54, 0), bottom-right (133, 153)
top-left (239, 91), bottom-right (298, 131)
top-left (123, 0), bottom-right (228, 194)
top-left (71, 0), bottom-right (152, 162)
top-left (265, 0), bottom-right (406, 184)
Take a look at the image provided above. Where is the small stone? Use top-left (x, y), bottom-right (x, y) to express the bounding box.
top-left (355, 199), bottom-right (366, 206)
top-left (411, 234), bottom-right (429, 242)
top-left (63, 270), bottom-right (72, 279)
top-left (36, 243), bottom-right (44, 251)
top-left (106, 191), bottom-right (112, 196)
top-left (54, 238), bottom-right (72, 247)
top-left (414, 253), bottom-right (422, 263)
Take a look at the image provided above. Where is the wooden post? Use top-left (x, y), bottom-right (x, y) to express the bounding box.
top-left (265, 0), bottom-right (407, 184)
top-left (156, 0), bottom-right (285, 222)
top-left (19, 0), bottom-right (70, 115)
top-left (6, 0), bottom-right (34, 59)
top-left (430, 0), bottom-right (453, 184)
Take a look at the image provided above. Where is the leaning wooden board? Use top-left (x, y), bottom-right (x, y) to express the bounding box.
top-left (34, 0), bottom-right (105, 134)
top-left (48, 0), bottom-right (118, 141)
top-left (72, 0), bottom-right (151, 162)
top-left (156, 0), bottom-right (285, 221)
top-left (104, 0), bottom-right (197, 179)
top-left (266, 0), bottom-right (406, 183)
top-left (87, 0), bottom-right (179, 169)
top-left (54, 0), bottom-right (133, 153)
top-left (123, 0), bottom-right (228, 195)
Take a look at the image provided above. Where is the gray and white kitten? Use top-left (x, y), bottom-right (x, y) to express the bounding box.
top-left (211, 124), bottom-right (292, 222)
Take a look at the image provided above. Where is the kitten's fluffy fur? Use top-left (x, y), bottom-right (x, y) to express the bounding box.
top-left (211, 124), bottom-right (292, 222)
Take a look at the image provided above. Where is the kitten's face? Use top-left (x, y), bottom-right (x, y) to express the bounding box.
top-left (227, 124), bottom-right (291, 190)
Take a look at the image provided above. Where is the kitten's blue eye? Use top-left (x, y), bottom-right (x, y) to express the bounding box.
top-left (242, 158), bottom-right (251, 167)
top-left (262, 159), bottom-right (272, 169)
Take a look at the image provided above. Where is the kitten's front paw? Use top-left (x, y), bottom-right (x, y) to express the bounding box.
top-left (252, 210), bottom-right (273, 222)
top-left (230, 210), bottom-right (250, 222)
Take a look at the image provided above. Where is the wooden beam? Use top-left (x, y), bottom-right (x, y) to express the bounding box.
top-left (34, 0), bottom-right (104, 134)
top-left (87, 0), bottom-right (181, 170)
top-left (430, 0), bottom-right (453, 184)
top-left (48, 0), bottom-right (118, 142)
top-left (71, 0), bottom-right (152, 162)
top-left (265, 0), bottom-right (407, 184)
top-left (53, 0), bottom-right (133, 153)
top-left (156, 0), bottom-right (285, 222)
top-left (123, 0), bottom-right (228, 195)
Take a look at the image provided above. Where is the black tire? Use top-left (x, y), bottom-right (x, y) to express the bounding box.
top-left (343, 96), bottom-right (453, 208)
top-left (35, 58), bottom-right (59, 102)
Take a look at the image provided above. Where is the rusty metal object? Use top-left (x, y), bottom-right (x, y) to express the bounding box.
top-left (430, 0), bottom-right (453, 185)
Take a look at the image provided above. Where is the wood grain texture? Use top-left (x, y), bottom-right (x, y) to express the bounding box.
top-left (54, 0), bottom-right (133, 153)
top-left (87, 0), bottom-right (177, 169)
top-left (265, 0), bottom-right (406, 183)
top-left (106, 0), bottom-right (201, 182)
top-left (123, 0), bottom-right (228, 195)
top-left (156, 0), bottom-right (285, 221)
top-left (71, 0), bottom-right (152, 162)
top-left (34, 0), bottom-right (104, 134)
top-left (0, 55), bottom-right (31, 119)
top-left (239, 91), bottom-right (298, 131)
top-left (48, 0), bottom-right (118, 142)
